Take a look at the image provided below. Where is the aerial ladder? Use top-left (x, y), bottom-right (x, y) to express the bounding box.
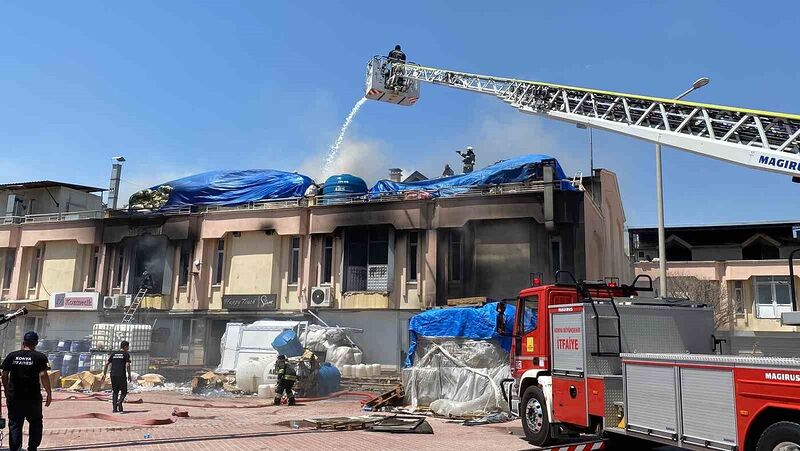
top-left (365, 56), bottom-right (800, 179)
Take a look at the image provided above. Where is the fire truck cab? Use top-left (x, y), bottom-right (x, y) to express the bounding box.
top-left (507, 274), bottom-right (800, 451)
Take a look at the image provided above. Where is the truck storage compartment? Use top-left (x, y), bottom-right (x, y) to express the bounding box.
top-left (624, 361), bottom-right (679, 440)
top-left (623, 354), bottom-right (745, 451)
top-left (679, 367), bottom-right (737, 449)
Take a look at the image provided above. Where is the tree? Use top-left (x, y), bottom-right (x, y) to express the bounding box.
top-left (665, 274), bottom-right (732, 329)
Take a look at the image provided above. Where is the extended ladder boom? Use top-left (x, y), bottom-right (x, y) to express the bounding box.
top-left (370, 56), bottom-right (800, 177)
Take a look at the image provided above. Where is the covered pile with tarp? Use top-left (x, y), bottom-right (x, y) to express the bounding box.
top-left (136, 169), bottom-right (314, 210)
top-left (403, 302), bottom-right (526, 418)
top-left (370, 154), bottom-right (575, 198)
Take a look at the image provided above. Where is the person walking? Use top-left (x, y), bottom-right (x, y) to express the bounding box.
top-left (273, 355), bottom-right (297, 406)
top-left (100, 341), bottom-right (132, 413)
top-left (1, 331), bottom-right (52, 451)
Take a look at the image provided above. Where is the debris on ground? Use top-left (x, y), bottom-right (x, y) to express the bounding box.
top-left (462, 411), bottom-right (515, 426)
top-left (47, 370), bottom-right (61, 388)
top-left (367, 415), bottom-right (433, 434)
top-left (60, 371), bottom-right (110, 391)
top-left (303, 414), bottom-right (433, 434)
top-left (191, 371), bottom-right (234, 394)
top-left (362, 384), bottom-right (404, 411)
top-left (137, 373), bottom-right (166, 388)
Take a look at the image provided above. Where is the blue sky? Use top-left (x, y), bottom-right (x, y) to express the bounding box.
top-left (0, 1), bottom-right (797, 227)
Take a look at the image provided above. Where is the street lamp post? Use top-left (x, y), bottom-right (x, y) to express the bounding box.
top-left (656, 77), bottom-right (710, 297)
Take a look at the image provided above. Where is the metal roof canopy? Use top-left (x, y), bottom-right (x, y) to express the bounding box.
top-left (0, 180), bottom-right (105, 193)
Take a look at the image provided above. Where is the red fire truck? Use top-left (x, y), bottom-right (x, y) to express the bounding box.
top-left (505, 274), bottom-right (800, 451)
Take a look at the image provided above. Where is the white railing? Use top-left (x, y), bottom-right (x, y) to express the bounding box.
top-left (0, 210), bottom-right (104, 225)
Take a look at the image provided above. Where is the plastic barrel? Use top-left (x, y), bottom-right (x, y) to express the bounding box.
top-left (77, 352), bottom-right (91, 372)
top-left (48, 353), bottom-right (64, 371)
top-left (69, 341), bottom-right (81, 353)
top-left (61, 353), bottom-right (77, 376)
top-left (271, 330), bottom-right (304, 357)
top-left (39, 340), bottom-right (55, 352)
top-left (317, 363), bottom-right (341, 396)
top-left (57, 341), bottom-right (68, 352)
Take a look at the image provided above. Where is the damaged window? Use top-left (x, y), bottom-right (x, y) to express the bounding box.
top-left (344, 226), bottom-right (391, 292)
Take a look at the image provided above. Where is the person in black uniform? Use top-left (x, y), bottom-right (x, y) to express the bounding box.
top-left (100, 341), bottom-right (132, 413)
top-left (386, 44), bottom-right (407, 89)
top-left (388, 44), bottom-right (406, 62)
top-left (273, 355), bottom-right (297, 406)
top-left (1, 331), bottom-right (52, 451)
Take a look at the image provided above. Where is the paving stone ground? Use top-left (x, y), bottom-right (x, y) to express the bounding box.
top-left (4, 390), bottom-right (533, 451)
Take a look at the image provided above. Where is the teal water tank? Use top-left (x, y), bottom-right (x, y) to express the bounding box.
top-left (321, 174), bottom-right (367, 204)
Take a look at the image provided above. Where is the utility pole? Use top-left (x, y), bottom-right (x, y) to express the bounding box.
top-left (656, 77), bottom-right (710, 296)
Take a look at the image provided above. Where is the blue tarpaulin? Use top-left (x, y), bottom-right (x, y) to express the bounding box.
top-left (406, 302), bottom-right (534, 367)
top-left (371, 154), bottom-right (575, 198)
top-left (153, 169), bottom-right (314, 209)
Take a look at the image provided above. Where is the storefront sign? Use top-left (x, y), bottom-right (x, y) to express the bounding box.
top-left (222, 294), bottom-right (278, 311)
top-left (49, 292), bottom-right (99, 311)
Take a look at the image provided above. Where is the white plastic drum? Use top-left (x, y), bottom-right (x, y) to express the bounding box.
top-left (258, 384), bottom-right (275, 399)
top-left (237, 357), bottom-right (268, 393)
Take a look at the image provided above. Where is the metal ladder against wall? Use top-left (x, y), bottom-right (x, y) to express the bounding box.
top-left (121, 288), bottom-right (147, 324)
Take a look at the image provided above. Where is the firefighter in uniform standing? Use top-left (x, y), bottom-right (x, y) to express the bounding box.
top-left (1, 331), bottom-right (52, 451)
top-left (100, 341), bottom-right (132, 413)
top-left (273, 355), bottom-right (297, 406)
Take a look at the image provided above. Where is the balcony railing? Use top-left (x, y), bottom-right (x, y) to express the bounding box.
top-left (1, 210), bottom-right (104, 225)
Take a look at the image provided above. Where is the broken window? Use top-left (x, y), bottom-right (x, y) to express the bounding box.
top-left (114, 247), bottom-right (125, 288)
top-left (179, 243), bottom-right (191, 287)
top-left (344, 225), bottom-right (392, 292)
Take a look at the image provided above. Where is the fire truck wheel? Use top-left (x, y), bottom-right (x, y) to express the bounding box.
top-left (756, 421), bottom-right (800, 451)
top-left (521, 386), bottom-right (552, 446)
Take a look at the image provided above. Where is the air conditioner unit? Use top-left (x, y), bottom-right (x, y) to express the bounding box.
top-left (310, 286), bottom-right (332, 308)
top-left (118, 294), bottom-right (133, 307)
top-left (103, 296), bottom-right (120, 309)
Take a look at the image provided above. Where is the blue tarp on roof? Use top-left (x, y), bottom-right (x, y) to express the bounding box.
top-left (153, 169), bottom-right (314, 209)
top-left (405, 302), bottom-right (526, 367)
top-left (370, 154), bottom-right (575, 198)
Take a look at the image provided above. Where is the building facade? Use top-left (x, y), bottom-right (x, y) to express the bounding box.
top-left (0, 169), bottom-right (630, 370)
top-left (630, 221), bottom-right (800, 356)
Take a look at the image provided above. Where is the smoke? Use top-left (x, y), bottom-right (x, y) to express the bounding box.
top-left (300, 135), bottom-right (390, 184)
